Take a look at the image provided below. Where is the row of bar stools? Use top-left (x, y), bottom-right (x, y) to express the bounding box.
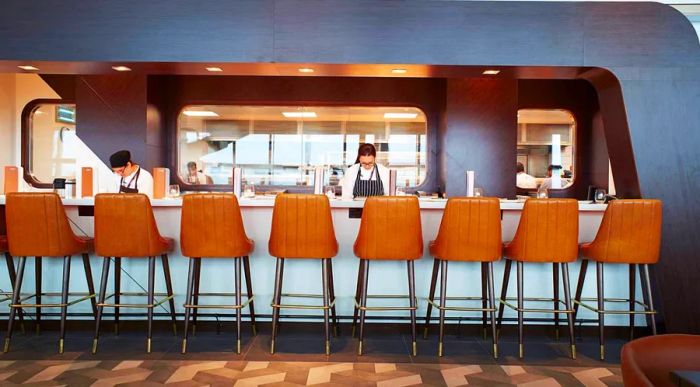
top-left (268, 194), bottom-right (339, 355)
top-left (352, 196), bottom-right (423, 356)
top-left (497, 198), bottom-right (579, 359)
top-left (180, 193), bottom-right (256, 354)
top-left (574, 199), bottom-right (661, 360)
top-left (423, 197), bottom-right (502, 358)
top-left (4, 193), bottom-right (98, 353)
top-left (92, 194), bottom-right (177, 354)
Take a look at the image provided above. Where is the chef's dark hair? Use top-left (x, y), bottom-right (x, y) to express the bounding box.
top-left (354, 143), bottom-right (377, 164)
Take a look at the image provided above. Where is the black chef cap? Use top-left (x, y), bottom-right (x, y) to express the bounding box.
top-left (109, 150), bottom-right (131, 168)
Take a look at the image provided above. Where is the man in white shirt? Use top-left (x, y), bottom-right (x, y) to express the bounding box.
top-left (516, 162), bottom-right (537, 189)
top-left (185, 161), bottom-right (209, 184)
top-left (109, 150), bottom-right (154, 198)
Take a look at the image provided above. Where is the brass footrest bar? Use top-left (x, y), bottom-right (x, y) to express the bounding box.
top-left (575, 298), bottom-right (656, 315)
top-left (354, 295), bottom-right (418, 311)
top-left (426, 298), bottom-right (496, 313)
top-left (184, 296), bottom-right (254, 310)
top-left (10, 292), bottom-right (95, 308)
top-left (500, 298), bottom-right (573, 314)
top-left (98, 293), bottom-right (173, 309)
top-left (270, 293), bottom-right (336, 310)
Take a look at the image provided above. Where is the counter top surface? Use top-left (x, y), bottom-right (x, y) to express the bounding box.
top-left (0, 195), bottom-right (607, 211)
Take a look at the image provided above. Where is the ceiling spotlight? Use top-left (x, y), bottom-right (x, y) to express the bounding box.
top-left (206, 67), bottom-right (223, 72)
top-left (112, 66), bottom-right (132, 72)
top-left (483, 69), bottom-right (500, 75)
top-left (298, 68), bottom-right (314, 73)
top-left (391, 68), bottom-right (407, 74)
top-left (18, 65), bottom-right (39, 71)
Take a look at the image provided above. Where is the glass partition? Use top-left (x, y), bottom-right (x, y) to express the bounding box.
top-left (177, 105), bottom-right (428, 189)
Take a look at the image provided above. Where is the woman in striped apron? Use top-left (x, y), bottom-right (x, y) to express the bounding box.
top-left (340, 143), bottom-right (390, 199)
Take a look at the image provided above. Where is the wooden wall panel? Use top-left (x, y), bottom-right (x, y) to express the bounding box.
top-left (443, 78), bottom-right (518, 198)
top-left (76, 75), bottom-right (149, 169)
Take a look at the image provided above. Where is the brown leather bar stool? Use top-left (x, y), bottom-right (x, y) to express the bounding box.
top-left (496, 198), bottom-right (579, 359)
top-left (3, 192), bottom-right (98, 353)
top-left (268, 194), bottom-right (338, 355)
top-left (180, 193), bottom-right (256, 354)
top-left (353, 196), bottom-right (423, 356)
top-left (423, 197), bottom-right (502, 357)
top-left (573, 199), bottom-right (662, 360)
top-left (621, 334), bottom-right (700, 387)
top-left (92, 193), bottom-right (177, 354)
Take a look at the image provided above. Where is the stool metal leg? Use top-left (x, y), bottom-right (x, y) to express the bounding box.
top-left (553, 263), bottom-right (560, 341)
top-left (92, 257), bottom-right (111, 354)
top-left (497, 259), bottom-right (512, 336)
top-left (438, 260), bottom-right (448, 357)
top-left (597, 262), bottom-right (605, 359)
top-left (481, 262), bottom-right (488, 340)
top-left (146, 256), bottom-right (155, 353)
top-left (82, 254), bottom-right (98, 318)
top-left (423, 258), bottom-right (439, 339)
top-left (161, 254), bottom-right (177, 335)
top-left (58, 255), bottom-right (72, 354)
top-left (4, 256), bottom-right (26, 353)
top-left (517, 261), bottom-right (524, 359)
top-left (357, 259), bottom-right (369, 355)
top-left (487, 262), bottom-right (498, 359)
top-left (327, 258), bottom-right (339, 337)
top-left (191, 258), bottom-right (201, 336)
top-left (114, 257), bottom-right (121, 334)
top-left (235, 257), bottom-right (242, 354)
top-left (181, 258), bottom-right (197, 354)
top-left (270, 258), bottom-right (284, 354)
top-left (35, 256), bottom-right (42, 334)
top-left (322, 259), bottom-right (330, 355)
top-left (563, 263), bottom-right (576, 359)
top-left (629, 264), bottom-right (636, 340)
top-left (407, 260), bottom-right (417, 356)
top-left (351, 258), bottom-right (365, 337)
top-left (5, 253), bottom-right (25, 333)
top-left (642, 264), bottom-right (657, 335)
top-left (573, 259), bottom-right (588, 320)
top-left (243, 256), bottom-right (257, 336)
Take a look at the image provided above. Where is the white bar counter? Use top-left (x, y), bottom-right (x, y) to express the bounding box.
top-left (0, 195), bottom-right (643, 326)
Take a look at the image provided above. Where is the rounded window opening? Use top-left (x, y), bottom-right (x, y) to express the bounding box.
top-left (177, 105), bottom-right (428, 190)
top-left (516, 109), bottom-right (576, 190)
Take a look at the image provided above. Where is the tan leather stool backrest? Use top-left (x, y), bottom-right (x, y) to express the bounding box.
top-left (181, 193), bottom-right (253, 258)
top-left (268, 194), bottom-right (338, 259)
top-left (6, 192), bottom-right (85, 257)
top-left (506, 198), bottom-right (579, 263)
top-left (354, 196), bottom-right (423, 260)
top-left (431, 197), bottom-right (502, 262)
top-left (95, 193), bottom-right (168, 257)
top-left (583, 199), bottom-right (662, 264)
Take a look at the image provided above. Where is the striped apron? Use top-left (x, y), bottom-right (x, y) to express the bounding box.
top-left (352, 165), bottom-right (384, 198)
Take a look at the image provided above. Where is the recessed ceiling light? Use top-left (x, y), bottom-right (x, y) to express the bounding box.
top-left (483, 69), bottom-right (500, 75)
top-left (384, 112), bottom-right (418, 119)
top-left (391, 68), bottom-right (407, 74)
top-left (183, 110), bottom-right (219, 117)
top-left (18, 65), bottom-right (39, 71)
top-left (206, 67), bottom-right (223, 72)
top-left (35, 110), bottom-right (44, 115)
top-left (282, 112), bottom-right (317, 118)
top-left (112, 66), bottom-right (132, 72)
top-left (298, 68), bottom-right (314, 73)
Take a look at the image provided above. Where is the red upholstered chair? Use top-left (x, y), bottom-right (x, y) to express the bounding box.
top-left (622, 334), bottom-right (700, 387)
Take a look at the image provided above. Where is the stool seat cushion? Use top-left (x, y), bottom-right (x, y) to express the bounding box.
top-left (6, 192), bottom-right (93, 257)
top-left (354, 196), bottom-right (423, 260)
top-left (622, 334), bottom-right (700, 387)
top-left (269, 194), bottom-right (338, 259)
top-left (579, 199), bottom-right (662, 264)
